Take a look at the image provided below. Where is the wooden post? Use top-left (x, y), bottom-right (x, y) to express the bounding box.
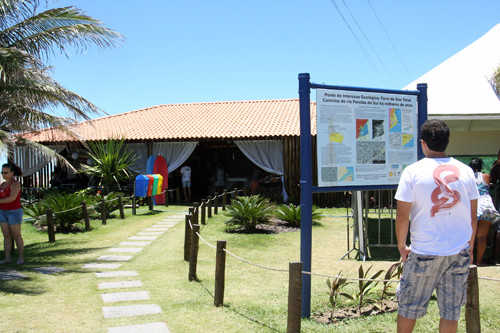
top-left (165, 189), bottom-right (169, 207)
top-left (200, 199), bottom-right (206, 225)
top-left (148, 196), bottom-right (153, 211)
top-left (184, 214), bottom-right (192, 261)
top-left (193, 202), bottom-right (199, 225)
top-left (222, 190), bottom-right (227, 210)
top-left (101, 199), bottom-right (107, 225)
top-left (287, 262), bottom-right (302, 333)
top-left (81, 201), bottom-right (90, 231)
top-left (465, 265), bottom-right (481, 333)
top-left (207, 196), bottom-right (212, 218)
top-left (214, 192), bottom-right (219, 215)
top-left (188, 223), bottom-right (200, 281)
top-left (244, 187), bottom-right (249, 196)
top-left (118, 196), bottom-right (125, 219)
top-left (234, 188), bottom-right (239, 198)
top-left (132, 195), bottom-right (136, 215)
top-left (46, 209), bottom-right (56, 243)
top-left (214, 240), bottom-right (227, 307)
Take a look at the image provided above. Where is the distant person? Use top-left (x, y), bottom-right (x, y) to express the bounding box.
top-left (249, 167), bottom-right (262, 194)
top-left (469, 158), bottom-right (499, 266)
top-left (214, 162), bottom-right (226, 194)
top-left (0, 163), bottom-right (25, 265)
top-left (395, 120), bottom-right (478, 333)
top-left (490, 147), bottom-right (500, 210)
top-left (180, 164), bottom-right (191, 202)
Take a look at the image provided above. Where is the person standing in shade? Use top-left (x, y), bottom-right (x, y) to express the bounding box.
top-left (214, 162), bottom-right (226, 194)
top-left (180, 164), bottom-right (191, 202)
top-left (0, 163), bottom-right (24, 264)
top-left (469, 158), bottom-right (499, 266)
top-left (395, 120), bottom-right (478, 333)
top-left (490, 148), bottom-right (500, 210)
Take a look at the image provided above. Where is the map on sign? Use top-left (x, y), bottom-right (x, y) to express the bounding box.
top-left (316, 89), bottom-right (418, 187)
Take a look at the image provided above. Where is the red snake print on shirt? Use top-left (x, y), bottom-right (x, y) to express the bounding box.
top-left (430, 164), bottom-right (461, 217)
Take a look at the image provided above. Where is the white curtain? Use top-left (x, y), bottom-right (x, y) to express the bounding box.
top-left (14, 145), bottom-right (66, 177)
top-left (235, 140), bottom-right (288, 202)
top-left (125, 143), bottom-right (148, 174)
top-left (153, 142), bottom-right (197, 172)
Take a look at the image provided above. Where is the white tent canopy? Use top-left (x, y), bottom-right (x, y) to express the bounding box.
top-left (404, 24), bottom-right (500, 132)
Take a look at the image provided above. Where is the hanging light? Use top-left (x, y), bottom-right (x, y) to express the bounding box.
top-left (71, 152), bottom-right (79, 160)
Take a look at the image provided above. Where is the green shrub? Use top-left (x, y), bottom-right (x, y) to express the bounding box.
top-left (274, 203), bottom-right (322, 227)
top-left (24, 202), bottom-right (47, 225)
top-left (225, 195), bottom-right (274, 232)
top-left (42, 192), bottom-right (86, 232)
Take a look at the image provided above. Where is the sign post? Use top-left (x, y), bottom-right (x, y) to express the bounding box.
top-left (298, 73), bottom-right (427, 318)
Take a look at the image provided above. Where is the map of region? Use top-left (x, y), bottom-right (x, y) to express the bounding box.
top-left (338, 167), bottom-right (354, 182)
top-left (329, 132), bottom-right (344, 143)
top-left (402, 134), bottom-right (414, 148)
top-left (389, 108), bottom-right (401, 133)
top-left (356, 119), bottom-right (369, 140)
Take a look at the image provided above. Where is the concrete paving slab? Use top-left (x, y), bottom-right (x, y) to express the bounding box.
top-left (96, 271), bottom-right (138, 278)
top-left (119, 241), bottom-right (152, 246)
top-left (102, 304), bottom-right (162, 318)
top-left (137, 232), bottom-right (164, 236)
top-left (32, 266), bottom-right (66, 274)
top-left (98, 280), bottom-right (142, 289)
top-left (107, 322), bottom-right (169, 333)
top-left (82, 263), bottom-right (122, 269)
top-left (108, 247), bottom-right (143, 253)
top-left (101, 291), bottom-right (150, 303)
top-left (129, 236), bottom-right (158, 240)
top-left (145, 227), bottom-right (169, 231)
top-left (0, 270), bottom-right (28, 280)
top-left (97, 255), bottom-right (133, 261)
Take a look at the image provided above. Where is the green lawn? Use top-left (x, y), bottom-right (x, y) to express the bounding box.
top-left (1, 206), bottom-right (499, 332)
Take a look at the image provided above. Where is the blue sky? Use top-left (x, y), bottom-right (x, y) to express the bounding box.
top-left (46, 0), bottom-right (500, 118)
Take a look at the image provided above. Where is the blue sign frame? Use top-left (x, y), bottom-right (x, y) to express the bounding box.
top-left (298, 73), bottom-right (428, 318)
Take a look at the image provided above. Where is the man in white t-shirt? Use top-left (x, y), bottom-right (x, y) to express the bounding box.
top-left (395, 119), bottom-right (478, 333)
top-left (180, 165), bottom-right (191, 202)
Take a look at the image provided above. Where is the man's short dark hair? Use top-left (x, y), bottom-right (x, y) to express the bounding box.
top-left (421, 119), bottom-right (450, 152)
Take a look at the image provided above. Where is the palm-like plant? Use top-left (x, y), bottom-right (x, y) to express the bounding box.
top-left (0, 0), bottom-right (123, 166)
top-left (275, 203), bottom-right (322, 227)
top-left (225, 195), bottom-right (274, 232)
top-left (80, 139), bottom-right (137, 193)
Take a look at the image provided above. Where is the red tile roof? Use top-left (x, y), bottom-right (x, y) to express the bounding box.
top-left (23, 99), bottom-right (317, 143)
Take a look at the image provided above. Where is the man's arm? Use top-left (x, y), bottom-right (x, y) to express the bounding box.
top-left (469, 199), bottom-right (478, 264)
top-left (396, 200), bottom-right (412, 262)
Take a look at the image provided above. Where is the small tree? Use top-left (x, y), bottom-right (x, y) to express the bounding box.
top-left (80, 139), bottom-right (137, 193)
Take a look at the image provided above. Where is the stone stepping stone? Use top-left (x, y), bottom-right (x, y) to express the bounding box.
top-left (129, 236), bottom-right (158, 240)
top-left (119, 241), bottom-right (151, 246)
top-left (0, 270), bottom-right (27, 280)
top-left (82, 263), bottom-right (122, 269)
top-left (101, 291), bottom-right (150, 303)
top-left (137, 232), bottom-right (164, 236)
top-left (96, 271), bottom-right (139, 278)
top-left (108, 247), bottom-right (143, 253)
top-left (147, 226), bottom-right (170, 230)
top-left (102, 304), bottom-right (162, 318)
top-left (98, 280), bottom-right (142, 289)
top-left (32, 266), bottom-right (66, 274)
top-left (107, 322), bottom-right (169, 333)
top-left (97, 255), bottom-right (133, 262)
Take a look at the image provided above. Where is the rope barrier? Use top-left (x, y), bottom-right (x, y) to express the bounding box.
top-left (478, 276), bottom-right (500, 282)
top-left (196, 231), bottom-right (217, 249)
top-left (302, 270), bottom-right (399, 283)
top-left (223, 248), bottom-right (289, 272)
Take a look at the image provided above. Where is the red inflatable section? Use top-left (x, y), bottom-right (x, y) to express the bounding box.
top-left (153, 155), bottom-right (168, 204)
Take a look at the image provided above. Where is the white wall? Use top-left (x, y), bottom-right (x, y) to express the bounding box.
top-left (448, 130), bottom-right (500, 155)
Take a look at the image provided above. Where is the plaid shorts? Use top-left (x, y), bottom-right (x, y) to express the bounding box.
top-left (396, 248), bottom-right (470, 321)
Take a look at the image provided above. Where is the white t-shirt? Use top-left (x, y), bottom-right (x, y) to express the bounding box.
top-left (180, 166), bottom-right (191, 182)
top-left (395, 157), bottom-right (479, 256)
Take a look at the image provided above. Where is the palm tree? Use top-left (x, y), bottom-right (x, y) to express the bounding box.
top-left (80, 139), bottom-right (137, 193)
top-left (0, 0), bottom-right (123, 167)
